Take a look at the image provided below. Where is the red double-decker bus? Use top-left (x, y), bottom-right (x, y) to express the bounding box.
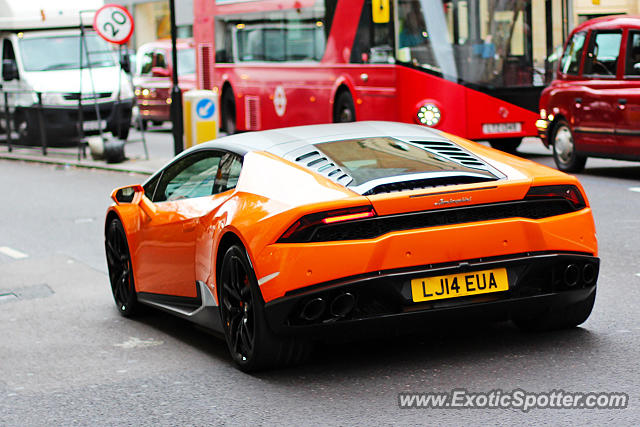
top-left (193, 0), bottom-right (570, 151)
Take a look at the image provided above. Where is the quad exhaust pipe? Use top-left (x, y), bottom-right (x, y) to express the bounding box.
top-left (330, 292), bottom-right (355, 318)
top-left (300, 292), bottom-right (356, 321)
top-left (563, 262), bottom-right (597, 287)
top-left (563, 264), bottom-right (580, 287)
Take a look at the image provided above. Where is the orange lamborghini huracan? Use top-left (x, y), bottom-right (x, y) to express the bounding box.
top-left (105, 121), bottom-right (599, 371)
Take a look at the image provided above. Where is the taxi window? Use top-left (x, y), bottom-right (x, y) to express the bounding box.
top-left (625, 31), bottom-right (640, 76)
top-left (584, 31), bottom-right (622, 76)
top-left (560, 32), bottom-right (586, 75)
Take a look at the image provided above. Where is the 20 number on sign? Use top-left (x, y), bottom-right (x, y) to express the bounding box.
top-left (93, 5), bottom-right (134, 45)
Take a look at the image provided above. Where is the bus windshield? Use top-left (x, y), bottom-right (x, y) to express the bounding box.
top-left (19, 33), bottom-right (116, 72)
top-left (395, 0), bottom-right (549, 87)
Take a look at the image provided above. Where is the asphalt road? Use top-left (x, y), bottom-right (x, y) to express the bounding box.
top-left (1, 140), bottom-right (639, 426)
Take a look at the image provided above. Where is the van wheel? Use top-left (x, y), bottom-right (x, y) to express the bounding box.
top-left (333, 91), bottom-right (356, 123)
top-left (14, 110), bottom-right (37, 146)
top-left (552, 120), bottom-right (587, 172)
top-left (221, 89), bottom-right (236, 135)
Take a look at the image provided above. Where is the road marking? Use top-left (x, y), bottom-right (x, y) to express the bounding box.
top-left (114, 336), bottom-right (164, 349)
top-left (629, 187), bottom-right (640, 193)
top-left (0, 247), bottom-right (28, 259)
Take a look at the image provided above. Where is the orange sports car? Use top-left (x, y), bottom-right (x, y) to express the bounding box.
top-left (105, 121), bottom-right (599, 371)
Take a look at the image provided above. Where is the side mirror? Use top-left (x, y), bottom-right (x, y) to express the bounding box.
top-left (2, 59), bottom-right (18, 81)
top-left (151, 66), bottom-right (170, 78)
top-left (111, 184), bottom-right (157, 217)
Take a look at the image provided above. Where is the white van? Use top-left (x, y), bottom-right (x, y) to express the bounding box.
top-left (0, 4), bottom-right (133, 146)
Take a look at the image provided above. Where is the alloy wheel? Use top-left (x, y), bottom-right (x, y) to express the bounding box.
top-left (554, 125), bottom-right (574, 165)
top-left (220, 254), bottom-right (255, 362)
top-left (105, 220), bottom-right (135, 313)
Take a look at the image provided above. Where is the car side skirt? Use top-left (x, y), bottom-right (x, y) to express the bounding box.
top-left (137, 281), bottom-right (223, 333)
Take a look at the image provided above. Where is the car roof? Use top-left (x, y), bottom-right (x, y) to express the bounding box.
top-left (572, 15), bottom-right (640, 34)
top-left (198, 121), bottom-right (452, 157)
top-left (137, 38), bottom-right (194, 51)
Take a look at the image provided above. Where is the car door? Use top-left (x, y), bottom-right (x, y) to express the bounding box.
top-left (614, 29), bottom-right (640, 155)
top-left (574, 29), bottom-right (623, 154)
top-left (134, 150), bottom-right (239, 298)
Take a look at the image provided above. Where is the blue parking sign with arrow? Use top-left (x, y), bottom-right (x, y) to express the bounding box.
top-left (196, 98), bottom-right (216, 119)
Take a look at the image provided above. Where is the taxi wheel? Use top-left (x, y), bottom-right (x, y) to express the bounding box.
top-left (219, 245), bottom-right (309, 372)
top-left (105, 218), bottom-right (139, 317)
top-left (513, 290), bottom-right (596, 332)
top-left (552, 120), bottom-right (587, 172)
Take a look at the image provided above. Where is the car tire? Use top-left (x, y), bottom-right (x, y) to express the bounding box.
top-left (219, 244), bottom-right (310, 372)
top-left (551, 120), bottom-right (587, 172)
top-left (221, 89), bottom-right (237, 135)
top-left (105, 218), bottom-right (139, 317)
top-left (489, 138), bottom-right (521, 153)
top-left (513, 290), bottom-right (596, 332)
top-left (333, 90), bottom-right (356, 123)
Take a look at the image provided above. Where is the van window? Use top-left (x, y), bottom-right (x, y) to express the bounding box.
top-left (19, 34), bottom-right (115, 71)
top-left (584, 31), bottom-right (622, 76)
top-left (625, 31), bottom-right (640, 76)
top-left (560, 32), bottom-right (586, 75)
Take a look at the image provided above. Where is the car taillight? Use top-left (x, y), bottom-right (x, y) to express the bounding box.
top-left (525, 185), bottom-right (586, 210)
top-left (279, 206), bottom-right (376, 243)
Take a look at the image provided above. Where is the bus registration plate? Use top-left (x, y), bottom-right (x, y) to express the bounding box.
top-left (482, 122), bottom-right (522, 134)
top-left (411, 268), bottom-right (509, 302)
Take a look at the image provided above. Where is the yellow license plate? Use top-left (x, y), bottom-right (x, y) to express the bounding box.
top-left (411, 268), bottom-right (509, 303)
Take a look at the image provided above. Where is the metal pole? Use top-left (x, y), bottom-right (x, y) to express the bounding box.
top-left (169, 0), bottom-right (183, 155)
top-left (4, 91), bottom-right (12, 152)
top-left (36, 92), bottom-right (47, 155)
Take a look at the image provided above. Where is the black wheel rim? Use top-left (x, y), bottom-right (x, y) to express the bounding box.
top-left (220, 254), bottom-right (255, 362)
top-left (105, 221), bottom-right (134, 312)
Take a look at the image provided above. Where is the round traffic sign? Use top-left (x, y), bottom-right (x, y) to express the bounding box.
top-left (196, 98), bottom-right (216, 119)
top-left (93, 4), bottom-right (134, 45)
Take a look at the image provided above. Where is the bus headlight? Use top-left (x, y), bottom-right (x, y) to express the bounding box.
top-left (540, 109), bottom-right (547, 119)
top-left (416, 103), bottom-right (441, 127)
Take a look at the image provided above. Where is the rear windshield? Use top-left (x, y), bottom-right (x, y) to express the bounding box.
top-left (314, 137), bottom-right (493, 186)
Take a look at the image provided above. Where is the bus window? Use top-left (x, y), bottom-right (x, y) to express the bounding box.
top-left (351, 0), bottom-right (394, 64)
top-left (215, 1), bottom-right (337, 64)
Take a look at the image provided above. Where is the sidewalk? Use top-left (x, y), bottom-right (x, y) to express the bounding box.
top-left (0, 126), bottom-right (176, 175)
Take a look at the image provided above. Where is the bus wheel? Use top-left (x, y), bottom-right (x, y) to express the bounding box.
top-left (489, 138), bottom-right (521, 153)
top-left (221, 89), bottom-right (237, 135)
top-left (333, 91), bottom-right (355, 123)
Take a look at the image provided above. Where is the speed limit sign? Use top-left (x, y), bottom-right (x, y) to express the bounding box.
top-left (93, 4), bottom-right (134, 45)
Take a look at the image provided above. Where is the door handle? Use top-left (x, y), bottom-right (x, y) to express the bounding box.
top-left (182, 219), bottom-right (198, 232)
top-left (618, 98), bottom-right (627, 105)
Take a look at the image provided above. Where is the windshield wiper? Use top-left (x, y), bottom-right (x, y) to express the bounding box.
top-left (42, 62), bottom-right (78, 71)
